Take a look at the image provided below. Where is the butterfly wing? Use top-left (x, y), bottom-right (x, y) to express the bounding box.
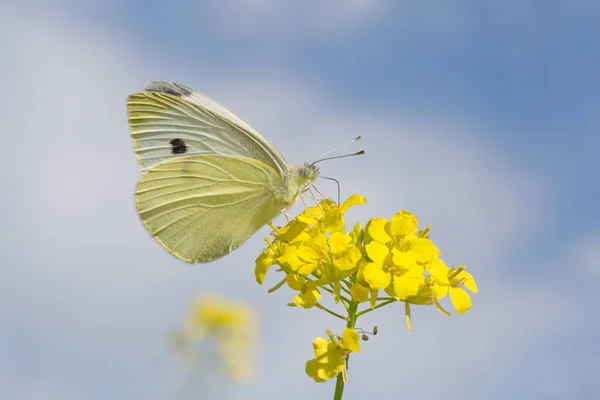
top-left (136, 154), bottom-right (288, 263)
top-left (127, 82), bottom-right (289, 174)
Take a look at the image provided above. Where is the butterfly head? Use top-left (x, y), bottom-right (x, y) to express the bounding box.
top-left (299, 162), bottom-right (320, 182)
top-left (278, 163), bottom-right (319, 206)
top-left (289, 163), bottom-right (319, 192)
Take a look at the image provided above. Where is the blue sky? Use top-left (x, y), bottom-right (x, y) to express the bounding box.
top-left (1, 1), bottom-right (598, 399)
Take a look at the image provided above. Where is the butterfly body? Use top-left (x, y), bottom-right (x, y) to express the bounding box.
top-left (128, 82), bottom-right (318, 263)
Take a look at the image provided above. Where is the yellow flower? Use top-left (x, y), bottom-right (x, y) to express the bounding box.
top-left (186, 296), bottom-right (250, 336)
top-left (254, 238), bottom-right (281, 285)
top-left (305, 328), bottom-right (360, 382)
top-left (427, 257), bottom-right (450, 286)
top-left (296, 233), bottom-right (327, 275)
top-left (448, 266), bottom-right (479, 314)
top-left (329, 232), bottom-right (362, 272)
top-left (360, 218), bottom-right (427, 300)
top-left (276, 219), bottom-right (310, 243)
top-left (450, 287), bottom-right (471, 314)
top-left (390, 210), bottom-right (418, 238)
top-left (390, 248), bottom-right (425, 300)
top-left (410, 264), bottom-right (479, 316)
top-left (293, 281), bottom-right (322, 308)
top-left (297, 195), bottom-right (365, 231)
top-left (285, 222), bottom-right (362, 292)
top-left (350, 282), bottom-right (370, 302)
top-left (173, 295), bottom-right (258, 382)
top-left (277, 245), bottom-right (303, 271)
top-left (366, 217), bottom-right (392, 243)
top-left (256, 194), bottom-right (479, 336)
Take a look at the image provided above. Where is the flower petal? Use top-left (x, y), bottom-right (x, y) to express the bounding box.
top-left (350, 283), bottom-right (369, 302)
top-left (391, 248), bottom-right (418, 270)
top-left (345, 246), bottom-right (363, 265)
top-left (433, 282), bottom-right (449, 300)
top-left (277, 246), bottom-right (302, 271)
top-left (340, 194), bottom-right (366, 213)
top-left (341, 328), bottom-right (361, 353)
top-left (254, 253), bottom-right (273, 284)
top-left (298, 262), bottom-right (319, 276)
top-left (410, 238), bottom-right (437, 264)
top-left (323, 209), bottom-right (345, 232)
top-left (277, 219), bottom-right (309, 243)
top-left (297, 244), bottom-right (320, 262)
top-left (305, 338), bottom-right (344, 382)
top-left (294, 284), bottom-right (322, 308)
top-left (365, 241), bottom-right (389, 265)
top-left (450, 287), bottom-right (472, 314)
top-left (427, 257), bottom-right (450, 285)
top-left (286, 274), bottom-right (305, 290)
top-left (390, 210), bottom-right (418, 238)
top-left (334, 257), bottom-right (357, 271)
top-left (367, 218), bottom-right (392, 243)
top-left (392, 274), bottom-right (423, 300)
top-left (362, 262), bottom-right (391, 289)
top-left (329, 232), bottom-right (352, 255)
top-left (457, 268), bottom-right (478, 293)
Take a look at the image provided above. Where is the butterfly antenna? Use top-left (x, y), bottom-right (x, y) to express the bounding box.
top-left (317, 177), bottom-right (341, 204)
top-left (315, 136), bottom-right (362, 161)
top-left (311, 150), bottom-right (365, 166)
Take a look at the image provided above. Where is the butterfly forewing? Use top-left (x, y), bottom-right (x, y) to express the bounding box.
top-left (127, 82), bottom-right (289, 173)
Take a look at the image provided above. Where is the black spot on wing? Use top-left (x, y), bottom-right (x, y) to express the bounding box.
top-left (170, 138), bottom-right (188, 154)
top-left (144, 82), bottom-right (192, 98)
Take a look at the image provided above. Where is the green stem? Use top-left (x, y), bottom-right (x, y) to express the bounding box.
top-left (314, 303), bottom-right (347, 321)
top-left (340, 279), bottom-right (353, 292)
top-left (320, 285), bottom-right (352, 307)
top-left (340, 285), bottom-right (352, 296)
top-left (356, 299), bottom-right (397, 317)
top-left (333, 300), bottom-right (359, 400)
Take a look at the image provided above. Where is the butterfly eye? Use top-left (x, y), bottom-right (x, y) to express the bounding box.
top-left (169, 138), bottom-right (188, 154)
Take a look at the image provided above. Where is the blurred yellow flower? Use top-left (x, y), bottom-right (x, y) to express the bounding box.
top-left (171, 294), bottom-right (258, 382)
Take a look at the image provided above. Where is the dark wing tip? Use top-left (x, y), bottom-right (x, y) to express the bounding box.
top-left (144, 81), bottom-right (193, 98)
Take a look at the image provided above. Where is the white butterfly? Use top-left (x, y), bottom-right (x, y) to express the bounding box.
top-left (127, 82), bottom-right (320, 263)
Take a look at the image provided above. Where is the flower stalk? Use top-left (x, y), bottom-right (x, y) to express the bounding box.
top-left (333, 300), bottom-right (359, 400)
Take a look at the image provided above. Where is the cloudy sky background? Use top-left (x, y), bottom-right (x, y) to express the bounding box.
top-left (1, 1), bottom-right (599, 399)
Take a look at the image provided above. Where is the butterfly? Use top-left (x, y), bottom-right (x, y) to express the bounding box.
top-left (127, 82), bottom-right (322, 263)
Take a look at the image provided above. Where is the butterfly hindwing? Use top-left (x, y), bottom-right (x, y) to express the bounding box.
top-left (135, 155), bottom-right (287, 263)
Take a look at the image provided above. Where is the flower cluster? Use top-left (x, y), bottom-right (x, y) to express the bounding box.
top-left (360, 210), bottom-right (478, 316)
top-left (170, 294), bottom-right (258, 382)
top-left (255, 195), bottom-right (366, 308)
top-left (255, 195), bottom-right (478, 383)
top-left (256, 195), bottom-right (477, 317)
top-left (305, 328), bottom-right (360, 383)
